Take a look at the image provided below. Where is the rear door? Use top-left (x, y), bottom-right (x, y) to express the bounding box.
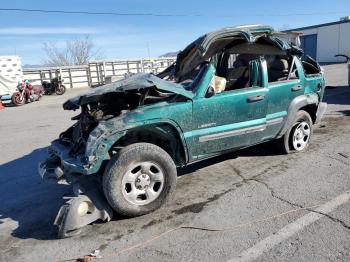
top-left (263, 56), bottom-right (304, 140)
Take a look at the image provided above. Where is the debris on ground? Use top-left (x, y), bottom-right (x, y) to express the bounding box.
top-left (90, 250), bottom-right (102, 258)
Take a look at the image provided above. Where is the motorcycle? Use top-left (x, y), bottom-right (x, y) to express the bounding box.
top-left (11, 80), bottom-right (44, 106)
top-left (42, 76), bottom-right (66, 95)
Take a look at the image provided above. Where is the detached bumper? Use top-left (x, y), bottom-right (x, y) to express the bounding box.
top-left (315, 102), bottom-right (327, 124)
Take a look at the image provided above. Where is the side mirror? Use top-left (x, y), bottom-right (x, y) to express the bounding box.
top-left (205, 86), bottom-right (215, 98)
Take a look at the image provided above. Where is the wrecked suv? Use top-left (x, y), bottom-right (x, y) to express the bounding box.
top-left (39, 25), bottom-right (327, 238)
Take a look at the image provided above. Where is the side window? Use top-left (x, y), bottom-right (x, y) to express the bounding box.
top-left (213, 53), bottom-right (261, 93)
top-left (267, 56), bottom-right (299, 83)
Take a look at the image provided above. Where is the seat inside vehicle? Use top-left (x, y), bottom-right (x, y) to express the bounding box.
top-left (268, 58), bottom-right (289, 82)
top-left (224, 54), bottom-right (252, 90)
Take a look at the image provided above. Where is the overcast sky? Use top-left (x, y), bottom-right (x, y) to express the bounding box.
top-left (0, 0), bottom-right (349, 64)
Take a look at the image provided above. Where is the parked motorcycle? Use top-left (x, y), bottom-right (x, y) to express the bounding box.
top-left (11, 80), bottom-right (44, 106)
top-left (42, 76), bottom-right (66, 95)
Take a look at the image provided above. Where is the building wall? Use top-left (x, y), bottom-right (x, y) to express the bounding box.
top-left (339, 23), bottom-right (350, 58)
top-left (317, 24), bottom-right (340, 62)
top-left (299, 22), bottom-right (350, 63)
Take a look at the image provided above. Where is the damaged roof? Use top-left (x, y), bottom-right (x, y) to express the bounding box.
top-left (175, 24), bottom-right (303, 78)
top-left (64, 25), bottom-right (303, 110)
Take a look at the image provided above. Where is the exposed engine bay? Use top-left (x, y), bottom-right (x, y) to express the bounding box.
top-left (59, 85), bottom-right (180, 156)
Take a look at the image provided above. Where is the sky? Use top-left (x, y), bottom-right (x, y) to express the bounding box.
top-left (0, 0), bottom-right (349, 65)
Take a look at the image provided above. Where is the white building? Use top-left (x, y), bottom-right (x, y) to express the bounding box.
top-left (288, 17), bottom-right (350, 63)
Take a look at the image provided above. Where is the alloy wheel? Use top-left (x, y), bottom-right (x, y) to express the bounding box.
top-left (121, 161), bottom-right (164, 206)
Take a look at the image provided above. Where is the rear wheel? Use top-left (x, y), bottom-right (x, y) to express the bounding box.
top-left (275, 110), bottom-right (313, 154)
top-left (103, 143), bottom-right (177, 217)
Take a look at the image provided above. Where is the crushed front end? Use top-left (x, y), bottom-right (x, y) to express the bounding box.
top-left (38, 73), bottom-right (187, 238)
top-left (38, 107), bottom-right (100, 181)
top-left (38, 105), bottom-right (115, 238)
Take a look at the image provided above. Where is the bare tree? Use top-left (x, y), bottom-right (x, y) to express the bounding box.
top-left (43, 36), bottom-right (103, 66)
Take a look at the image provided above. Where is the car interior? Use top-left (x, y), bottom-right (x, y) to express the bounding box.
top-left (210, 50), bottom-right (300, 94)
top-left (172, 34), bottom-right (317, 96)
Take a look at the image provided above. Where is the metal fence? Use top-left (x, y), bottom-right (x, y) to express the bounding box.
top-left (23, 57), bottom-right (176, 88)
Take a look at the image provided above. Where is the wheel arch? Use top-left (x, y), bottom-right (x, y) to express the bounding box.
top-left (277, 94), bottom-right (319, 137)
top-left (110, 121), bottom-right (189, 167)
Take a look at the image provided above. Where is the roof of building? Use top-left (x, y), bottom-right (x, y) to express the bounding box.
top-left (286, 19), bottom-right (350, 31)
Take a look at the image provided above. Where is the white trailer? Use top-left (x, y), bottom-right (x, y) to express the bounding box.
top-left (0, 56), bottom-right (23, 96)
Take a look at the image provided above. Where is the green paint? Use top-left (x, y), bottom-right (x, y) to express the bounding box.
top-left (45, 26), bottom-right (326, 176)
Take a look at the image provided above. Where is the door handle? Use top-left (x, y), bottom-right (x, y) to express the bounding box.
top-left (291, 85), bottom-right (303, 92)
top-left (247, 95), bottom-right (265, 103)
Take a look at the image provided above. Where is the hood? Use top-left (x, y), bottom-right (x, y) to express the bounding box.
top-left (64, 73), bottom-right (193, 110)
top-left (175, 24), bottom-right (303, 79)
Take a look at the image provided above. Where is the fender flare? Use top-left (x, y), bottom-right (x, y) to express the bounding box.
top-left (277, 94), bottom-right (319, 138)
top-left (118, 119), bottom-right (190, 164)
top-left (86, 119), bottom-right (190, 174)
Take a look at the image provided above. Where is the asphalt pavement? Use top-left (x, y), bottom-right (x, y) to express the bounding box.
top-left (0, 65), bottom-right (349, 262)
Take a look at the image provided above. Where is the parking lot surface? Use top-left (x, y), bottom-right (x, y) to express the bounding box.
top-left (0, 65), bottom-right (349, 262)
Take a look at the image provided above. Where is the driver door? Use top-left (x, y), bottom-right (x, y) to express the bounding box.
top-left (190, 61), bottom-right (268, 159)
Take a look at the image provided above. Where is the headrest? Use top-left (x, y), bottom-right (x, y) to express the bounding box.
top-left (270, 59), bottom-right (289, 71)
top-left (233, 54), bottom-right (251, 67)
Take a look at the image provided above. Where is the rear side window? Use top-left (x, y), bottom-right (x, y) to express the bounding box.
top-left (267, 55), bottom-right (299, 83)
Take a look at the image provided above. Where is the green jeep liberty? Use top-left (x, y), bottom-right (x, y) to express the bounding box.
top-left (39, 25), bottom-right (327, 238)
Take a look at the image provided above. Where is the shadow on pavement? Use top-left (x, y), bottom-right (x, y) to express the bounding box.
top-left (0, 147), bottom-right (69, 240)
top-left (337, 110), bottom-right (350, 116)
top-left (324, 86), bottom-right (350, 106)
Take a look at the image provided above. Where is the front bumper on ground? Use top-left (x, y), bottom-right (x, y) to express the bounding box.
top-left (38, 152), bottom-right (114, 238)
top-left (38, 140), bottom-right (114, 238)
top-left (315, 102), bottom-right (327, 124)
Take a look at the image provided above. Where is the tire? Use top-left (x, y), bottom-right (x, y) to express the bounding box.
top-left (103, 143), bottom-right (177, 217)
top-left (275, 110), bottom-right (313, 154)
top-left (56, 85), bottom-right (66, 95)
top-left (11, 92), bottom-right (25, 106)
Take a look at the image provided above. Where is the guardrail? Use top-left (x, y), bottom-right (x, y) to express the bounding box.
top-left (23, 57), bottom-right (176, 88)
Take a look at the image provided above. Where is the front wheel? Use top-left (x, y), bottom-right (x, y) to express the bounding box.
top-left (11, 92), bottom-right (25, 106)
top-left (103, 143), bottom-right (177, 217)
top-left (275, 110), bottom-right (313, 154)
top-left (55, 85), bottom-right (66, 95)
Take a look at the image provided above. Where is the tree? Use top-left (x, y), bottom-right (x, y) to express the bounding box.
top-left (43, 36), bottom-right (103, 66)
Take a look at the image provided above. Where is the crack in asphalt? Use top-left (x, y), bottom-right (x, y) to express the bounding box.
top-left (228, 161), bottom-right (350, 231)
top-left (254, 179), bottom-right (350, 232)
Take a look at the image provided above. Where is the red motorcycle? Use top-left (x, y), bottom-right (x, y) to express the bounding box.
top-left (11, 80), bottom-right (44, 106)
